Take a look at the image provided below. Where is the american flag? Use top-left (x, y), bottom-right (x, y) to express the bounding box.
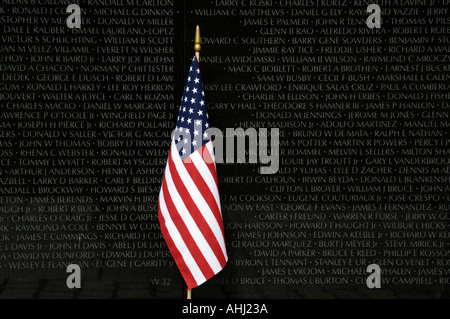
top-left (158, 56), bottom-right (228, 290)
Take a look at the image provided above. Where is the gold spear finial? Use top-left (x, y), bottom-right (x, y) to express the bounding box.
top-left (194, 25), bottom-right (201, 61)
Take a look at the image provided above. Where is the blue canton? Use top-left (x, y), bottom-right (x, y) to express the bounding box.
top-left (174, 56), bottom-right (210, 161)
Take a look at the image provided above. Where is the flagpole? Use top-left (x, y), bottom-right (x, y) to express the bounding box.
top-left (187, 25), bottom-right (200, 301)
top-left (187, 289), bottom-right (192, 299)
top-left (194, 25), bottom-right (201, 62)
